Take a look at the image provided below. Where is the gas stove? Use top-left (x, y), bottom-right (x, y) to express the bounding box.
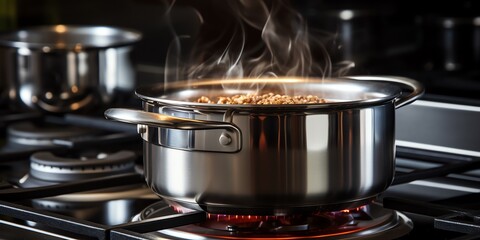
top-left (0, 97), bottom-right (480, 240)
top-left (129, 201), bottom-right (412, 239)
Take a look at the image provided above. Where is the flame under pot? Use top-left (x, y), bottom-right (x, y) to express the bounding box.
top-left (105, 76), bottom-right (424, 215)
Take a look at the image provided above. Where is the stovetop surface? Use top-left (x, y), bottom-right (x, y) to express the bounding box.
top-left (0, 96), bottom-right (479, 239)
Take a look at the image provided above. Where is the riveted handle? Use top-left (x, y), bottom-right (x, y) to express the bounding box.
top-left (104, 108), bottom-right (242, 153)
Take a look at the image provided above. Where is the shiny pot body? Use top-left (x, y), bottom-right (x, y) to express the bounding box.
top-left (105, 76), bottom-right (424, 215)
top-left (0, 25), bottom-right (141, 113)
top-left (143, 102), bottom-right (395, 215)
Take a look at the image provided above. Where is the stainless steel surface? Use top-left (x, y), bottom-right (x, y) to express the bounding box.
top-left (105, 76), bottom-right (424, 214)
top-left (396, 100), bottom-right (480, 152)
top-left (134, 76), bottom-right (421, 110)
top-left (104, 108), bottom-right (241, 152)
top-left (347, 76), bottom-right (424, 108)
top-left (143, 102), bottom-right (396, 214)
top-left (0, 25), bottom-right (141, 49)
top-left (104, 108), bottom-right (239, 131)
top-left (0, 25), bottom-right (141, 113)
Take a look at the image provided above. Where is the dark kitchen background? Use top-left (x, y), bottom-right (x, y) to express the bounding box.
top-left (4, 0), bottom-right (480, 101)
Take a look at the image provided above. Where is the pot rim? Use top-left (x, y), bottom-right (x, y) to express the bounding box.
top-left (0, 25), bottom-right (142, 50)
top-left (135, 77), bottom-right (405, 110)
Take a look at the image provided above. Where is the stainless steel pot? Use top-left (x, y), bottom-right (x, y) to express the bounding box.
top-left (105, 76), bottom-right (424, 215)
top-left (0, 25), bottom-right (141, 113)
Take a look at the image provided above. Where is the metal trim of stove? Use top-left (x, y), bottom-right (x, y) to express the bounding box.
top-left (397, 141), bottom-right (480, 158)
top-left (396, 99), bottom-right (480, 152)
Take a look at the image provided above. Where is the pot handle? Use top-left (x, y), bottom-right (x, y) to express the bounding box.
top-left (105, 108), bottom-right (242, 152)
top-left (347, 76), bottom-right (425, 109)
top-left (104, 108), bottom-right (240, 132)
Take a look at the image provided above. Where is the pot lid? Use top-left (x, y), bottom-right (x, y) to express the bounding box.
top-left (0, 25), bottom-right (142, 50)
top-left (135, 76), bottom-right (415, 110)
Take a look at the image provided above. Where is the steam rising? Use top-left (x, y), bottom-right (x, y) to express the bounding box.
top-left (165, 0), bottom-right (353, 88)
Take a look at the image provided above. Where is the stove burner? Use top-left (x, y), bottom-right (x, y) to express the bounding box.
top-left (135, 201), bottom-right (413, 239)
top-left (7, 121), bottom-right (96, 147)
top-left (14, 150), bottom-right (158, 225)
top-left (200, 209), bottom-right (360, 233)
top-left (19, 150), bottom-right (137, 187)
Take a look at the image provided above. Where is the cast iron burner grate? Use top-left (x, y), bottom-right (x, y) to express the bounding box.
top-left (131, 201), bottom-right (413, 239)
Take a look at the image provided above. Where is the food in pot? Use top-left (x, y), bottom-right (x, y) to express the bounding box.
top-left (196, 93), bottom-right (326, 104)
